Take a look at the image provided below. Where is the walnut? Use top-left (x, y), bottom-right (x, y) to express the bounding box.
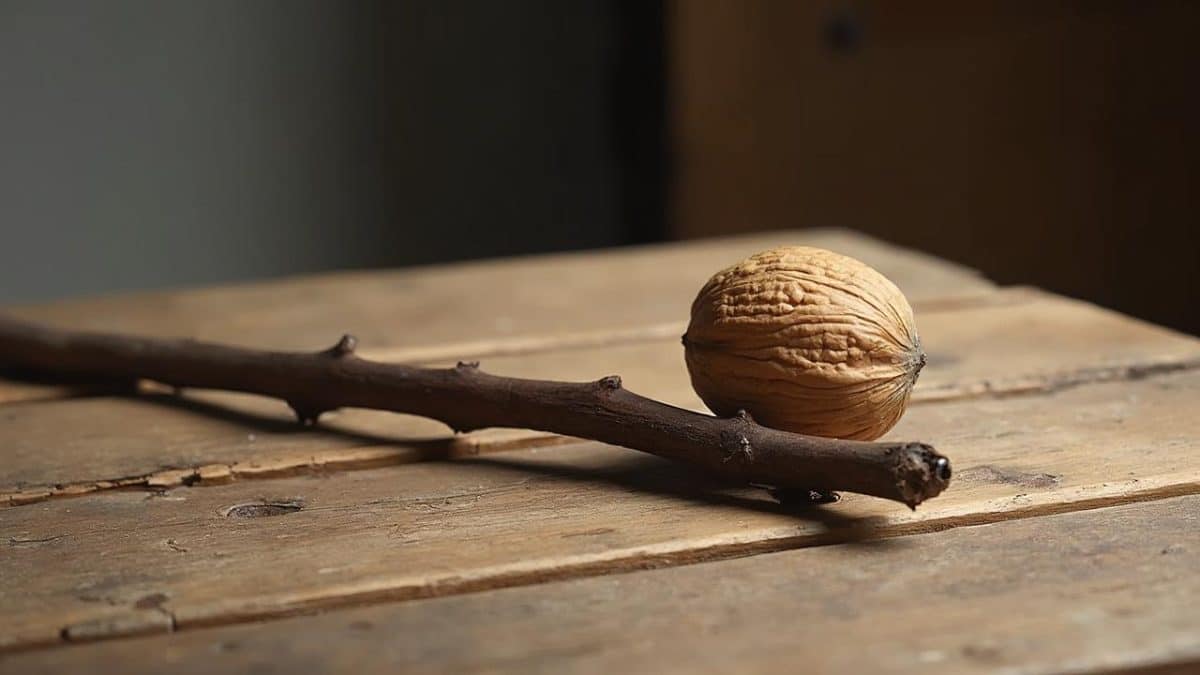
top-left (683, 246), bottom-right (925, 440)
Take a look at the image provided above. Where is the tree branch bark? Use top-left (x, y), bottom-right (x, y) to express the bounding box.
top-left (0, 317), bottom-right (951, 507)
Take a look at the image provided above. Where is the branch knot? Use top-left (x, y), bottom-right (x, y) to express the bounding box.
top-left (721, 434), bottom-right (754, 463)
top-left (597, 375), bottom-right (622, 391)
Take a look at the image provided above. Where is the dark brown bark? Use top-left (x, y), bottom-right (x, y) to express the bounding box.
top-left (0, 317), bottom-right (951, 507)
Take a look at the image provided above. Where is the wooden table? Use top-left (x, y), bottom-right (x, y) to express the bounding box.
top-left (2, 230), bottom-right (1198, 674)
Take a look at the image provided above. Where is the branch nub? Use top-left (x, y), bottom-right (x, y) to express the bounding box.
top-left (597, 375), bottom-right (622, 391)
top-left (287, 401), bottom-right (327, 426)
top-left (323, 334), bottom-right (357, 358)
top-left (720, 431), bottom-right (754, 463)
top-left (733, 409), bottom-right (755, 425)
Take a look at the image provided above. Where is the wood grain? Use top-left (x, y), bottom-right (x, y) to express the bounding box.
top-left (0, 380), bottom-right (78, 405)
top-left (1, 370), bottom-right (1198, 651)
top-left (3, 290), bottom-right (1196, 505)
top-left (0, 229), bottom-right (989, 352)
top-left (435, 288), bottom-right (1200, 406)
top-left (5, 495), bottom-right (1197, 674)
top-left (0, 229), bottom-right (990, 406)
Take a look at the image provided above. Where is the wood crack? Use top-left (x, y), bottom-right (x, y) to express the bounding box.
top-left (2, 434), bottom-right (573, 508)
top-left (913, 357), bottom-right (1200, 404)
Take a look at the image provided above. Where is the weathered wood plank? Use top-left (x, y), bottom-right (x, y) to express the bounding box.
top-left (3, 290), bottom-right (1196, 504)
top-left (5, 495), bottom-right (1197, 674)
top-left (0, 380), bottom-right (74, 405)
top-left (1, 371), bottom-right (1198, 652)
top-left (427, 288), bottom-right (1200, 405)
top-left (1, 229), bottom-right (990, 351)
top-left (0, 229), bottom-right (990, 404)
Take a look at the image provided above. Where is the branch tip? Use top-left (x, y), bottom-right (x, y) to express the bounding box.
top-left (893, 443), bottom-right (952, 509)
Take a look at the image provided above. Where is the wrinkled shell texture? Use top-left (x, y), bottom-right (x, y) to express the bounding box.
top-left (684, 246), bottom-right (924, 441)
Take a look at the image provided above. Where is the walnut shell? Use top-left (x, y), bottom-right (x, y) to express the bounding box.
top-left (683, 246), bottom-right (924, 441)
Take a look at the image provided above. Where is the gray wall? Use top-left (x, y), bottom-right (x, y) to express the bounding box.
top-left (0, 1), bottom-right (629, 304)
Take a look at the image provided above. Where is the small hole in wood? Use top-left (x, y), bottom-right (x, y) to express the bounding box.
top-left (224, 501), bottom-right (304, 518)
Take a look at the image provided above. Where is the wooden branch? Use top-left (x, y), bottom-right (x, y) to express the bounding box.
top-left (0, 317), bottom-right (951, 507)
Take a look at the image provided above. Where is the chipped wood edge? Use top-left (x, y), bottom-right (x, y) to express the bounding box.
top-left (2, 433), bottom-right (577, 507)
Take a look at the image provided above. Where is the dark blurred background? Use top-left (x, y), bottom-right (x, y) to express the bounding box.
top-left (1, 1), bottom-right (1196, 334)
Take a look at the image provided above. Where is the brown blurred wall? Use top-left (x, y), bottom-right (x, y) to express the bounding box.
top-left (669, 1), bottom-right (1199, 334)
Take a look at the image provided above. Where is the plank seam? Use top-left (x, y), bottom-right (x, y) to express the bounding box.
top-left (911, 357), bottom-right (1200, 404)
top-left (0, 287), bottom-right (1022, 408)
top-left (6, 478), bottom-right (1199, 655)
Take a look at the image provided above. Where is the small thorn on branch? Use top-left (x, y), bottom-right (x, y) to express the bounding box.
top-left (323, 334), bottom-right (357, 358)
top-left (456, 360), bottom-right (480, 370)
top-left (734, 409), bottom-right (755, 424)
